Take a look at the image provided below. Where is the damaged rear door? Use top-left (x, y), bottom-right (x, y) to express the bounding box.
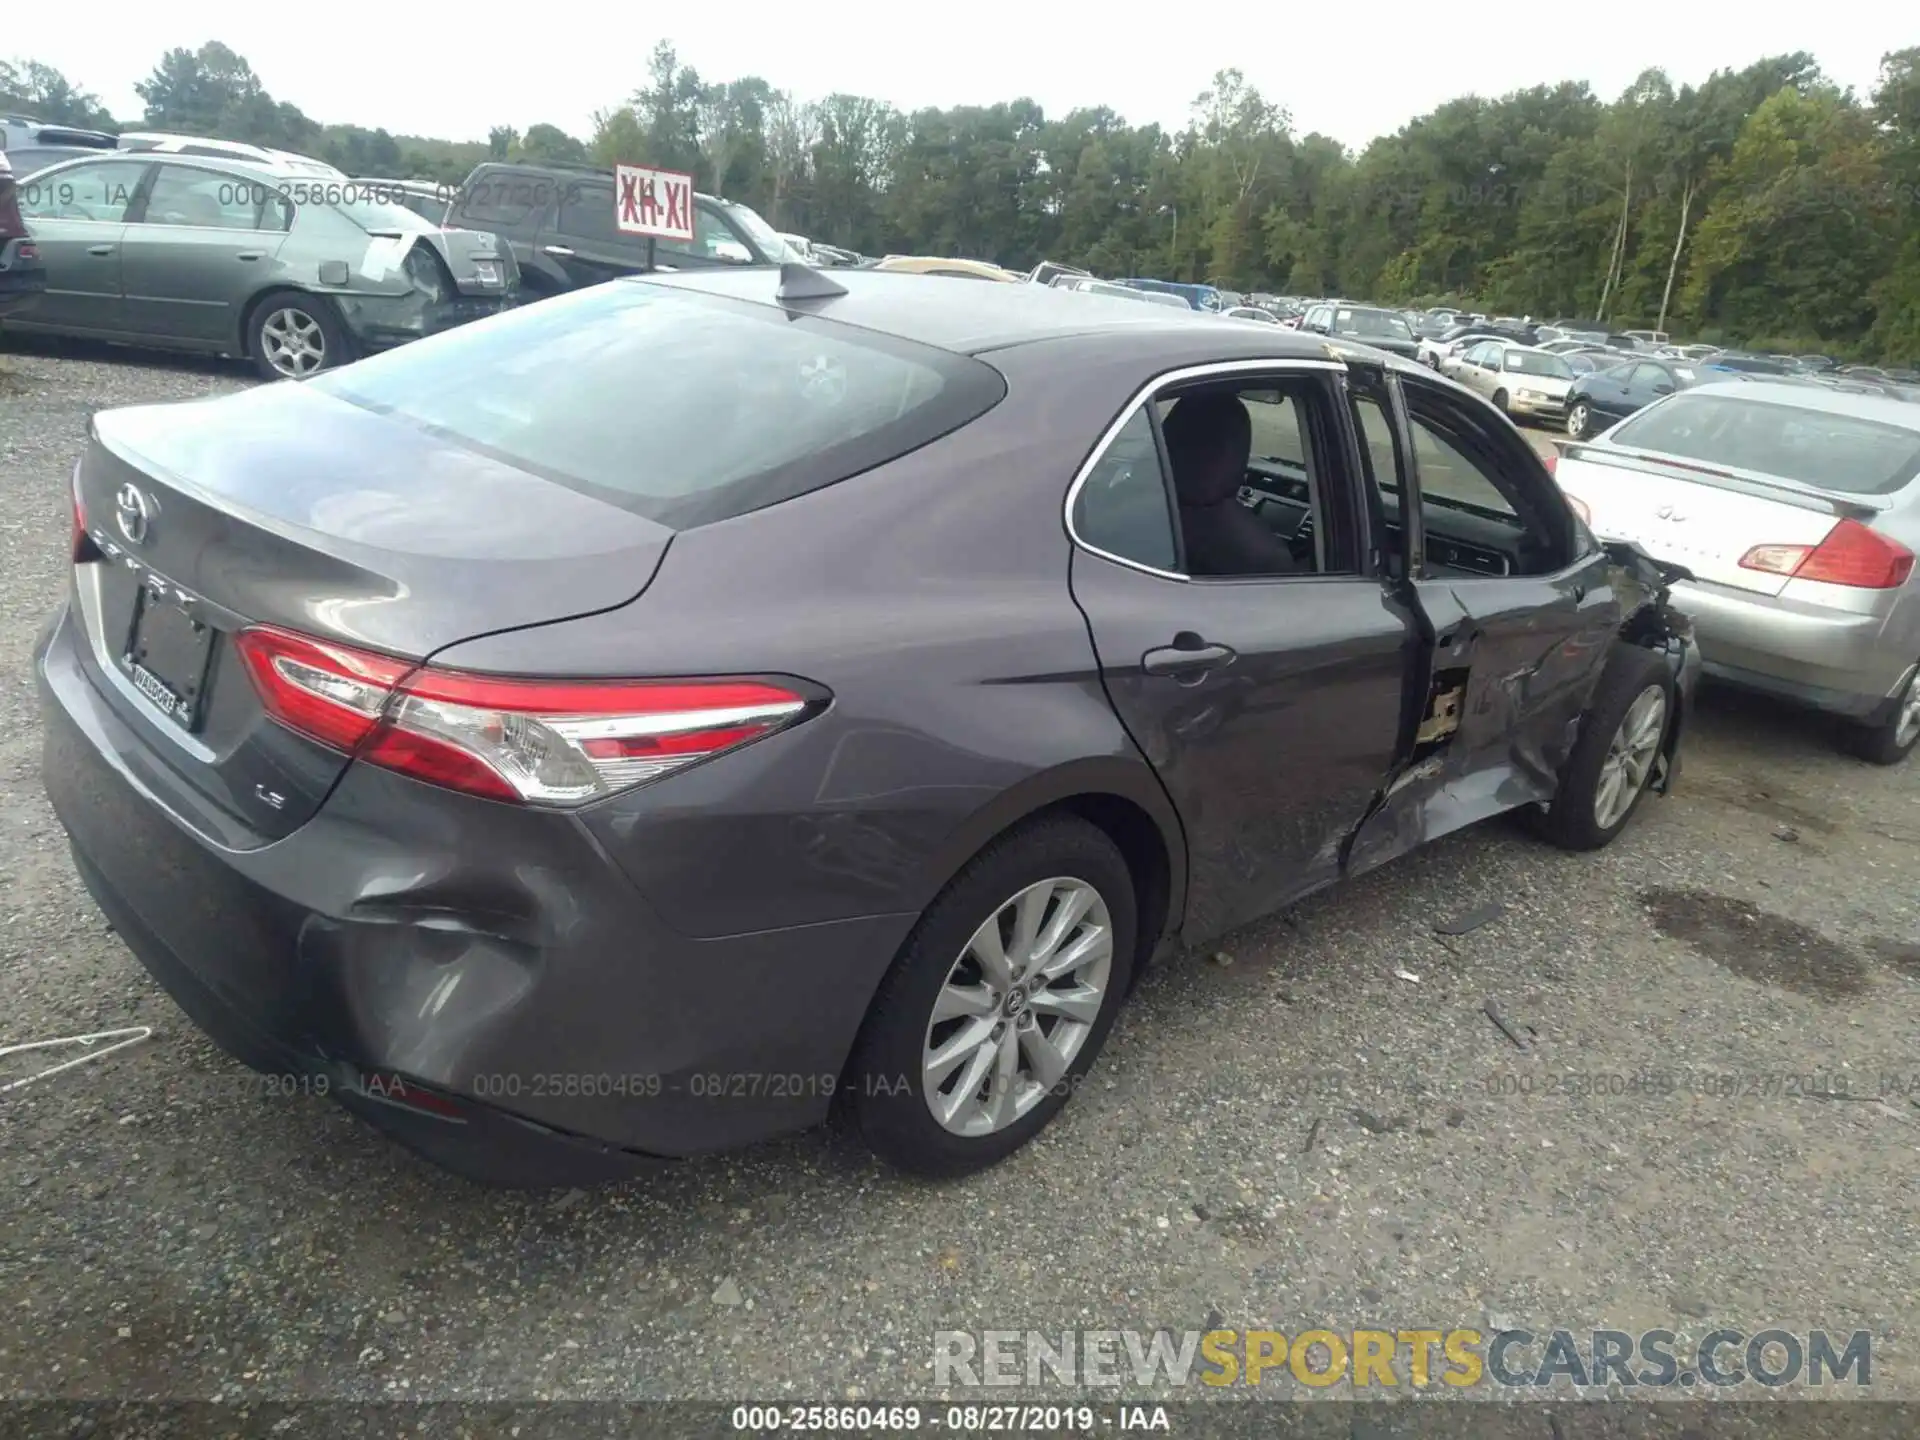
top-left (1342, 362), bottom-right (1624, 875)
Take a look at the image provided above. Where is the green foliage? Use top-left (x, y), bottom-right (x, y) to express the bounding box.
top-left (11, 41), bottom-right (1918, 360)
top-left (0, 57), bottom-right (116, 129)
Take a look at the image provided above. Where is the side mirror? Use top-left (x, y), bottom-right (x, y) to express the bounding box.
top-left (1652, 382), bottom-right (1675, 395)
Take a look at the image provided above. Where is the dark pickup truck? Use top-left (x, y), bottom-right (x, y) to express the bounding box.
top-left (445, 161), bottom-right (798, 298)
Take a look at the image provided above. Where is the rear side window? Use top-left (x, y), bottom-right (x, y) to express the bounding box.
top-left (553, 183), bottom-right (624, 247)
top-left (1608, 394), bottom-right (1920, 495)
top-left (1071, 408), bottom-right (1177, 571)
top-left (311, 282), bottom-right (1007, 528)
top-left (453, 171), bottom-right (558, 225)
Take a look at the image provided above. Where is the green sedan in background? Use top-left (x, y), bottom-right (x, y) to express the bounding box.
top-left (2, 152), bottom-right (517, 378)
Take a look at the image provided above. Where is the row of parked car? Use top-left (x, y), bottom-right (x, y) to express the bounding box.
top-left (1, 118), bottom-right (945, 377)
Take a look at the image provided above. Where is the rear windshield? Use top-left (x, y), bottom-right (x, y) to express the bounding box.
top-left (310, 281), bottom-right (1007, 528)
top-left (1608, 393), bottom-right (1920, 495)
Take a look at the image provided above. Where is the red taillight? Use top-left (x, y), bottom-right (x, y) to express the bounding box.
top-left (70, 466), bottom-right (95, 562)
top-left (1542, 452), bottom-right (1559, 477)
top-left (233, 624), bottom-right (814, 805)
top-left (1737, 519), bottom-right (1914, 590)
top-left (234, 627), bottom-right (411, 753)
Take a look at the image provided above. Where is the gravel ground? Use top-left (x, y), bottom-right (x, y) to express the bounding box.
top-left (2, 344), bottom-right (1917, 1411)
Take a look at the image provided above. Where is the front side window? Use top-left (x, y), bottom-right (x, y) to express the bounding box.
top-left (717, 199), bottom-right (799, 263)
top-left (16, 160), bottom-right (150, 223)
top-left (656, 203), bottom-right (756, 265)
top-left (1400, 381), bottom-right (1581, 577)
top-left (1071, 407), bottom-right (1178, 571)
top-left (311, 282), bottom-right (1006, 528)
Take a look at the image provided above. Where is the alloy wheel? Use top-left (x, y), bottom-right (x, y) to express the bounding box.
top-left (921, 876), bottom-right (1113, 1137)
top-left (1895, 670), bottom-right (1920, 750)
top-left (260, 306), bottom-right (328, 378)
top-left (1567, 403), bottom-right (1590, 439)
top-left (1593, 684), bottom-right (1667, 830)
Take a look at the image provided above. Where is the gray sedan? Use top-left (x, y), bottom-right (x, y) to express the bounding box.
top-left (1556, 381), bottom-right (1920, 762)
top-left (4, 153), bottom-right (515, 378)
top-left (36, 272), bottom-right (1695, 1186)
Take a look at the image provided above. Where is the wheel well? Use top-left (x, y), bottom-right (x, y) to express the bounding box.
top-left (1047, 793), bottom-right (1174, 977)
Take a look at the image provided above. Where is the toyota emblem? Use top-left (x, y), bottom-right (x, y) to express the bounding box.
top-left (114, 483), bottom-right (153, 546)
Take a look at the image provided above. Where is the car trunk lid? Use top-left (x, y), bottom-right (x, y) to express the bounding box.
top-left (71, 381), bottom-right (671, 843)
top-left (1554, 443), bottom-right (1882, 597)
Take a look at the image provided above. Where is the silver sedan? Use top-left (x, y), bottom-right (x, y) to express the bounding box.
top-left (1442, 340), bottom-right (1577, 423)
top-left (1555, 380), bottom-right (1920, 763)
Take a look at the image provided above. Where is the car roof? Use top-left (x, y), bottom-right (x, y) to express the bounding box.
top-left (633, 268), bottom-right (1340, 356)
top-left (1687, 379), bottom-right (1920, 429)
top-left (29, 149), bottom-right (312, 182)
top-left (463, 160), bottom-right (728, 206)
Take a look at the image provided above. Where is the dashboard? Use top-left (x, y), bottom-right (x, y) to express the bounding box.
top-left (1239, 458), bottom-right (1519, 578)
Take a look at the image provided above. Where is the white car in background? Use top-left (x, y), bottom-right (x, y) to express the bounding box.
top-left (1555, 381), bottom-right (1920, 763)
top-left (114, 131), bottom-right (345, 178)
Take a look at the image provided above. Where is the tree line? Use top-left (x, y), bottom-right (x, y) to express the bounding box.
top-left (5, 41), bottom-right (1917, 359)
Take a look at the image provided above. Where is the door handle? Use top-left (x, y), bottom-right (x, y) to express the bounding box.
top-left (235, 251), bottom-right (264, 261)
top-left (542, 245), bottom-right (575, 257)
top-left (1142, 637), bottom-right (1236, 678)
top-left (87, 244), bottom-right (115, 256)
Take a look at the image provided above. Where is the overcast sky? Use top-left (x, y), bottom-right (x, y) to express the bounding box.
top-left (7, 6), bottom-right (1905, 152)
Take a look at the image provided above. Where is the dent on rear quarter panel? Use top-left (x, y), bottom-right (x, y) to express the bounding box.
top-left (428, 341), bottom-right (1187, 942)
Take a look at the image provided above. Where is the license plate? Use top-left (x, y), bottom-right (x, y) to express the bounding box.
top-left (122, 585), bottom-right (215, 731)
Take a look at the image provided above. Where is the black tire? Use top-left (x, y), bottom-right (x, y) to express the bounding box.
top-left (845, 815), bottom-right (1137, 1178)
top-left (1535, 643), bottom-right (1675, 851)
top-left (246, 290), bottom-right (352, 380)
top-left (1838, 667), bottom-right (1919, 766)
top-left (1492, 388), bottom-right (1510, 413)
top-left (1566, 401), bottom-right (1592, 440)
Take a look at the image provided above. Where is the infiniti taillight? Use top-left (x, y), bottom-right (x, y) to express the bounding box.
top-left (1737, 519), bottom-right (1914, 590)
top-left (233, 624), bottom-right (817, 805)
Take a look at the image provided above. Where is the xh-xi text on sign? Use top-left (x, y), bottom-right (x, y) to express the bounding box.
top-left (614, 164), bottom-right (696, 243)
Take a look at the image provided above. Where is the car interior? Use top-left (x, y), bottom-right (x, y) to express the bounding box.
top-left (1349, 376), bottom-right (1576, 579)
top-left (1153, 382), bottom-right (1358, 578)
top-left (1072, 372), bottom-right (1576, 584)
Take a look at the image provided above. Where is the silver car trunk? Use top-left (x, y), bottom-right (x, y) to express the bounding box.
top-left (1555, 445), bottom-right (1875, 597)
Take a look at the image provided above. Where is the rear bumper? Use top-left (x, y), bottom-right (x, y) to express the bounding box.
top-left (35, 600), bottom-right (912, 1185)
top-left (1673, 577), bottom-right (1912, 718)
top-left (336, 289), bottom-right (515, 352)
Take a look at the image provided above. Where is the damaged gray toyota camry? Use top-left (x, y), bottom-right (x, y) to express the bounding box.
top-left (35, 267), bottom-right (1699, 1187)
